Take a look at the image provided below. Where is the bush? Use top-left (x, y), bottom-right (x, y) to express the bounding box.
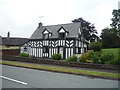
top-left (78, 53), bottom-right (90, 62)
top-left (100, 53), bottom-right (114, 64)
top-left (86, 60), bottom-right (93, 63)
top-left (20, 53), bottom-right (29, 57)
top-left (65, 55), bottom-right (77, 62)
top-left (89, 52), bottom-right (101, 64)
top-left (90, 41), bottom-right (102, 52)
top-left (52, 54), bottom-right (61, 60)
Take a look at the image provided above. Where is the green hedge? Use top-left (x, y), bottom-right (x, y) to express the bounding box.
top-left (65, 55), bottom-right (77, 62)
top-left (20, 53), bottom-right (29, 57)
top-left (52, 54), bottom-right (61, 60)
top-left (78, 53), bottom-right (90, 63)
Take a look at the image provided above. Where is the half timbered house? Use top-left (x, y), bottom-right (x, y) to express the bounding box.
top-left (20, 22), bottom-right (88, 59)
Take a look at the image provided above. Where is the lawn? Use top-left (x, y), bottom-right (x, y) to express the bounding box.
top-left (101, 48), bottom-right (119, 60)
top-left (0, 45), bottom-right (19, 50)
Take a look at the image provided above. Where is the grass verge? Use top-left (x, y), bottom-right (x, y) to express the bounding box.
top-left (0, 61), bottom-right (119, 80)
top-left (0, 45), bottom-right (19, 50)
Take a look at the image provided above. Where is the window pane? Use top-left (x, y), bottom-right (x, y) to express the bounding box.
top-left (43, 46), bottom-right (49, 53)
top-left (43, 34), bottom-right (49, 39)
top-left (78, 48), bottom-right (81, 54)
top-left (59, 33), bottom-right (65, 38)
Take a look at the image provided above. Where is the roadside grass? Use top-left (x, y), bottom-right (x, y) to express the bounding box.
top-left (101, 48), bottom-right (119, 59)
top-left (0, 45), bottom-right (19, 50)
top-left (88, 48), bottom-right (119, 59)
top-left (0, 61), bottom-right (119, 80)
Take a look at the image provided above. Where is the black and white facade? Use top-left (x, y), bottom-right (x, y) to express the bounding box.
top-left (20, 22), bottom-right (88, 59)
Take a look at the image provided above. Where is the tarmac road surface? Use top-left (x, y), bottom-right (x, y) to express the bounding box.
top-left (1, 65), bottom-right (119, 88)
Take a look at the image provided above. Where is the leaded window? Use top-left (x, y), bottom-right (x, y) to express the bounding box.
top-left (43, 46), bottom-right (49, 53)
top-left (43, 34), bottom-right (49, 39)
top-left (59, 33), bottom-right (65, 39)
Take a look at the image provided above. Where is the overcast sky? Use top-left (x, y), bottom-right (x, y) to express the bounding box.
top-left (0, 0), bottom-right (119, 38)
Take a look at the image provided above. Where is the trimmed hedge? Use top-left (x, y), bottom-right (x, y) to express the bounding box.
top-left (20, 53), bottom-right (29, 57)
top-left (52, 54), bottom-right (61, 60)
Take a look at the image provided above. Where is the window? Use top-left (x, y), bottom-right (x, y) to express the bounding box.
top-left (43, 46), bottom-right (49, 53)
top-left (58, 27), bottom-right (67, 39)
top-left (75, 47), bottom-right (81, 54)
top-left (78, 47), bottom-right (81, 54)
top-left (43, 34), bottom-right (49, 39)
top-left (42, 28), bottom-right (50, 39)
top-left (59, 33), bottom-right (65, 39)
top-left (84, 48), bottom-right (87, 52)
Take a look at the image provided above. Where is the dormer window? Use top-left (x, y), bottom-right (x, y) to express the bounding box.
top-left (59, 33), bottom-right (65, 38)
top-left (42, 28), bottom-right (51, 39)
top-left (58, 27), bottom-right (68, 39)
top-left (43, 34), bottom-right (49, 39)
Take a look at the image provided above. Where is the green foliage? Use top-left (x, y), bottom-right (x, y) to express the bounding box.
top-left (78, 53), bottom-right (90, 62)
top-left (100, 53), bottom-right (114, 64)
top-left (88, 48), bottom-right (119, 65)
top-left (72, 17), bottom-right (98, 42)
top-left (86, 60), bottom-right (93, 63)
top-left (90, 41), bottom-right (102, 52)
top-left (65, 55), bottom-right (78, 62)
top-left (52, 54), bottom-right (61, 60)
top-left (106, 57), bottom-right (120, 65)
top-left (20, 53), bottom-right (29, 57)
top-left (63, 48), bottom-right (119, 65)
top-left (0, 45), bottom-right (19, 50)
top-left (110, 9), bottom-right (120, 31)
top-left (90, 52), bottom-right (101, 64)
top-left (101, 28), bottom-right (120, 48)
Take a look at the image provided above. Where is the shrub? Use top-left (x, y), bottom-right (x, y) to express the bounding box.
top-left (20, 53), bottom-right (29, 57)
top-left (86, 60), bottom-right (93, 63)
top-left (89, 52), bottom-right (101, 64)
top-left (78, 53), bottom-right (90, 62)
top-left (90, 41), bottom-right (102, 52)
top-left (91, 54), bottom-right (100, 64)
top-left (100, 53), bottom-right (114, 64)
top-left (65, 55), bottom-right (77, 62)
top-left (52, 54), bottom-right (61, 60)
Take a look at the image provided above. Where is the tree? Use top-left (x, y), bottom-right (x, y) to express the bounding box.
top-left (100, 28), bottom-right (120, 48)
top-left (72, 18), bottom-right (98, 42)
top-left (110, 9), bottom-right (120, 36)
top-left (89, 41), bottom-right (102, 52)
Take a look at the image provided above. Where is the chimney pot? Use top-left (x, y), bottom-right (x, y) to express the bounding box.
top-left (7, 32), bottom-right (10, 38)
top-left (38, 22), bottom-right (42, 28)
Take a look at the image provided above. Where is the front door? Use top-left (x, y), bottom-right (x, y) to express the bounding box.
top-left (58, 47), bottom-right (65, 59)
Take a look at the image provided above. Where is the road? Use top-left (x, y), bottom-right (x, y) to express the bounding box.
top-left (1, 65), bottom-right (119, 88)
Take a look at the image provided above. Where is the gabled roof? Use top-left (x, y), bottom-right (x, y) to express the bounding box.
top-left (30, 22), bottom-right (81, 39)
top-left (1, 37), bottom-right (29, 46)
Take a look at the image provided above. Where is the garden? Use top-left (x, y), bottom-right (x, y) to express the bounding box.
top-left (51, 42), bottom-right (120, 65)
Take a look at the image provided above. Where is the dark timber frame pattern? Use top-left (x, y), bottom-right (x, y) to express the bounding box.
top-left (21, 38), bottom-right (87, 59)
